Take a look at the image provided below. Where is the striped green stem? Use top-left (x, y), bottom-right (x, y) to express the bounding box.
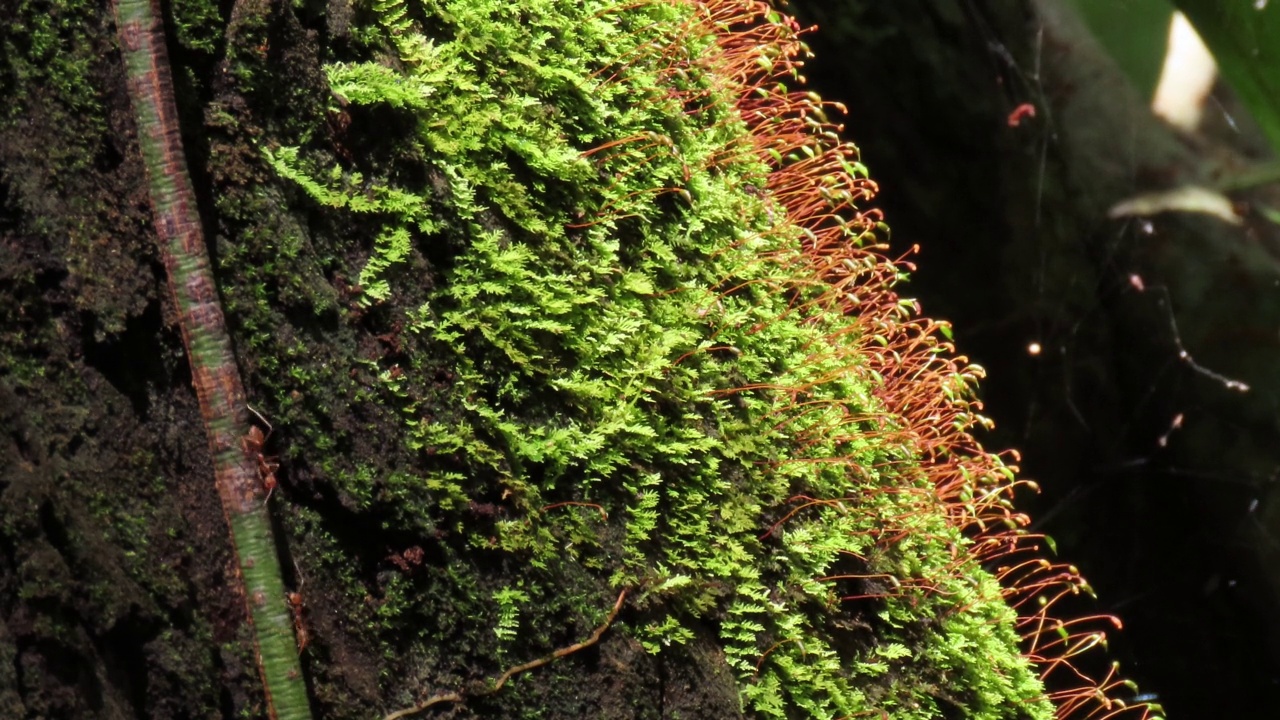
top-left (111, 0), bottom-right (312, 717)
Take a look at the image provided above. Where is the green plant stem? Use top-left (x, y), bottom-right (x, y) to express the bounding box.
top-left (110, 0), bottom-right (312, 717)
top-left (1215, 160), bottom-right (1280, 193)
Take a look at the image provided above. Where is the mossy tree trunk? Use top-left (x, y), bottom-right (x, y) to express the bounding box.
top-left (0, 0), bottom-right (757, 715)
top-left (2, 0), bottom-right (1159, 718)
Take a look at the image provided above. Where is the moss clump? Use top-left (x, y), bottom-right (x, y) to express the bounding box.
top-left (235, 0), bottom-right (1063, 717)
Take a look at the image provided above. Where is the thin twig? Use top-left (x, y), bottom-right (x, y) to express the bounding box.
top-left (383, 589), bottom-right (629, 720)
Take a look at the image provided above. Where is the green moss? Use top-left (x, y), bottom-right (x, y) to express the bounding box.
top-left (171, 0), bottom-right (225, 55)
top-left (216, 0), bottom-right (1063, 718)
top-left (0, 0), bottom-right (100, 125)
top-left (0, 0), bottom-right (158, 338)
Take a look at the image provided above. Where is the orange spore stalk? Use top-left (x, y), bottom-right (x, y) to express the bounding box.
top-left (628, 1), bottom-right (1162, 717)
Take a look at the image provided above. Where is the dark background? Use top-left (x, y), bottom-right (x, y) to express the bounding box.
top-left (789, 1), bottom-right (1280, 717)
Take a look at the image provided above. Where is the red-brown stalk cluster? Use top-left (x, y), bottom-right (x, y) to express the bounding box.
top-left (598, 1), bottom-right (1158, 717)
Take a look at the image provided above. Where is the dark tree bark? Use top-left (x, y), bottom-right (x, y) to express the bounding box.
top-left (2, 0), bottom-right (731, 716)
top-left (0, 1), bottom-right (796, 717)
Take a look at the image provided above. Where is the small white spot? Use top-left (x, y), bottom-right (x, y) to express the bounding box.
top-left (1257, 0), bottom-right (1268, 11)
top-left (1027, 342), bottom-right (1042, 356)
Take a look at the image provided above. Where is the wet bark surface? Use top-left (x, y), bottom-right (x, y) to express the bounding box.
top-left (791, 0), bottom-right (1280, 716)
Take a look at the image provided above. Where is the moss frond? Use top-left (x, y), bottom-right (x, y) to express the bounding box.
top-left (249, 1), bottom-right (1161, 718)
